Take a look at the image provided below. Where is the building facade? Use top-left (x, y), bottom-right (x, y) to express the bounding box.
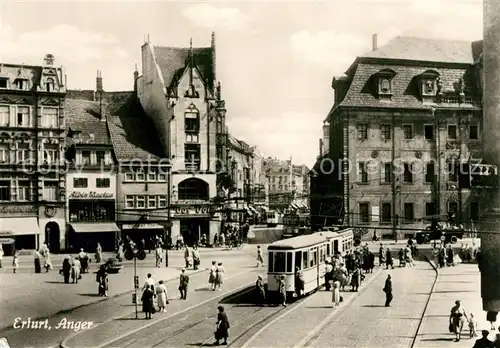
top-left (64, 82), bottom-right (119, 252)
top-left (0, 54), bottom-right (67, 253)
top-left (311, 35), bottom-right (485, 237)
top-left (137, 33), bottom-right (223, 245)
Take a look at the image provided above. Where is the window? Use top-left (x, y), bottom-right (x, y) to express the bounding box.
top-left (295, 251), bottom-right (302, 271)
top-left (268, 252), bottom-right (274, 272)
top-left (185, 144), bottom-right (201, 171)
top-left (359, 203), bottom-right (369, 224)
top-left (403, 163), bottom-right (413, 183)
top-left (186, 133), bottom-right (199, 143)
top-left (148, 169), bottom-right (157, 181)
top-left (425, 202), bottom-right (436, 216)
top-left (17, 144), bottom-right (31, 163)
top-left (0, 180), bottom-right (10, 201)
top-left (46, 78), bottom-right (55, 92)
top-left (0, 144), bottom-right (9, 163)
top-left (17, 79), bottom-right (28, 90)
top-left (358, 162), bottom-right (368, 183)
top-left (158, 196), bottom-right (167, 208)
top-left (470, 125), bottom-right (479, 140)
top-left (302, 251), bottom-right (309, 269)
top-left (17, 106), bottom-right (30, 127)
top-left (381, 203), bottom-right (392, 224)
top-left (73, 178), bottom-right (88, 188)
top-left (274, 252), bottom-right (286, 273)
top-left (424, 125), bottom-right (434, 140)
top-left (158, 171), bottom-right (167, 181)
top-left (448, 202), bottom-right (458, 217)
top-left (0, 106), bottom-right (9, 126)
top-left (448, 162), bottom-right (458, 182)
top-left (125, 172), bottom-right (134, 181)
top-left (404, 203), bottom-right (414, 224)
top-left (136, 172), bottom-right (145, 181)
top-left (136, 196), bottom-right (146, 209)
top-left (403, 125), bottom-right (413, 139)
top-left (17, 181), bottom-right (30, 201)
top-left (96, 151), bottom-right (105, 165)
top-left (185, 110), bottom-right (199, 132)
top-left (379, 78), bottom-right (392, 94)
top-left (383, 163), bottom-right (392, 183)
top-left (448, 125), bottom-right (457, 140)
top-left (148, 196), bottom-right (157, 209)
top-left (470, 202), bottom-right (479, 222)
top-left (381, 124), bottom-right (391, 140)
top-left (425, 162), bottom-right (435, 183)
top-left (43, 108), bottom-right (58, 128)
top-left (43, 181), bottom-right (58, 201)
top-left (96, 178), bottom-right (110, 188)
top-left (0, 79), bottom-right (7, 89)
top-left (286, 252), bottom-right (293, 273)
top-left (125, 195), bottom-right (134, 209)
top-left (44, 145), bottom-right (58, 164)
top-left (357, 124), bottom-right (368, 140)
top-left (81, 151), bottom-right (91, 165)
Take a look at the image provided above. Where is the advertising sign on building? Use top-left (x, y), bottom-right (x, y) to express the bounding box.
top-left (171, 205), bottom-right (215, 217)
top-left (69, 192), bottom-right (114, 200)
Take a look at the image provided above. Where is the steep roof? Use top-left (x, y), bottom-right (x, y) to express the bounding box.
top-left (361, 36), bottom-right (474, 64)
top-left (106, 93), bottom-right (166, 161)
top-left (153, 46), bottom-right (214, 90)
top-left (65, 97), bottom-right (111, 145)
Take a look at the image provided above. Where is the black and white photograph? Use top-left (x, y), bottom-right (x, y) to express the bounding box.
top-left (0, 0), bottom-right (498, 347)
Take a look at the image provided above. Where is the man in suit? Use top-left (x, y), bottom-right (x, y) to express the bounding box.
top-left (472, 330), bottom-right (494, 348)
top-left (179, 269), bottom-right (189, 300)
top-left (383, 274), bottom-right (393, 307)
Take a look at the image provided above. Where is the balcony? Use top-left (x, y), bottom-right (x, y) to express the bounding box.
top-left (439, 95), bottom-right (482, 107)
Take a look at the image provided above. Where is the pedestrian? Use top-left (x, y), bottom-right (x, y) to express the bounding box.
top-left (294, 266), bottom-right (305, 297)
top-left (71, 257), bottom-right (81, 284)
top-left (141, 284), bottom-right (155, 319)
top-left (398, 248), bottom-right (404, 267)
top-left (494, 333), bottom-right (500, 348)
top-left (469, 313), bottom-right (478, 338)
top-left (184, 246), bottom-right (191, 269)
top-left (278, 274), bottom-right (287, 307)
top-left (143, 273), bottom-right (156, 292)
top-left (351, 267), bottom-right (360, 292)
top-left (324, 260), bottom-right (333, 291)
top-left (379, 244), bottom-right (386, 267)
top-left (192, 245), bottom-right (200, 270)
top-left (96, 265), bottom-right (109, 297)
top-left (472, 330), bottom-right (494, 348)
top-left (62, 256), bottom-right (72, 283)
top-left (179, 269), bottom-right (189, 300)
top-left (332, 280), bottom-right (341, 307)
top-left (95, 242), bottom-right (102, 263)
top-left (155, 246), bottom-right (163, 268)
top-left (439, 246), bottom-right (446, 268)
top-left (156, 280), bottom-right (168, 312)
top-left (446, 244), bottom-right (455, 267)
top-left (215, 262), bottom-right (225, 291)
top-left (209, 261), bottom-right (217, 290)
top-left (0, 243), bottom-right (4, 268)
top-left (256, 246), bottom-right (264, 267)
top-left (117, 244), bottom-right (124, 262)
top-left (214, 305), bottom-right (230, 346)
top-left (383, 274), bottom-right (393, 307)
top-left (385, 248), bottom-right (394, 269)
top-left (368, 251), bottom-right (375, 273)
top-left (34, 250), bottom-right (42, 273)
top-left (450, 300), bottom-right (468, 341)
top-left (12, 250), bottom-right (19, 274)
top-left (78, 249), bottom-right (89, 274)
top-left (255, 275), bottom-right (266, 306)
top-left (44, 250), bottom-right (53, 272)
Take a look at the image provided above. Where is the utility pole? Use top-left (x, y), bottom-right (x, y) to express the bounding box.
top-left (391, 112), bottom-right (398, 243)
top-left (481, 0), bottom-right (500, 323)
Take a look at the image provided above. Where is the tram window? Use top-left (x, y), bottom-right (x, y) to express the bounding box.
top-left (268, 252), bottom-right (274, 272)
top-left (295, 251), bottom-right (302, 270)
top-left (326, 244), bottom-right (331, 257)
top-left (310, 249), bottom-right (317, 267)
top-left (286, 252), bottom-right (293, 273)
top-left (302, 251), bottom-right (308, 269)
top-left (334, 240), bottom-right (339, 253)
top-left (274, 252), bottom-right (286, 273)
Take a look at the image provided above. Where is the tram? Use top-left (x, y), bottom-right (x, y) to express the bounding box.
top-left (282, 212), bottom-right (310, 239)
top-left (267, 228), bottom-right (354, 298)
top-left (266, 210), bottom-right (282, 227)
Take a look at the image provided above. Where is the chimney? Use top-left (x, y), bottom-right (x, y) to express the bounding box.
top-left (211, 31), bottom-right (216, 86)
top-left (96, 70), bottom-right (103, 93)
top-left (96, 70), bottom-right (104, 121)
top-left (319, 138), bottom-right (323, 157)
top-left (372, 33), bottom-right (378, 51)
top-left (134, 63), bottom-right (139, 93)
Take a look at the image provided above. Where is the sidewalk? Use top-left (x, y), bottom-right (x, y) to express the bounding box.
top-left (414, 260), bottom-right (488, 347)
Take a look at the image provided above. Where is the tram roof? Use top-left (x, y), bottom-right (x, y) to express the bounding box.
top-left (268, 234), bottom-right (327, 250)
top-left (317, 229), bottom-right (353, 239)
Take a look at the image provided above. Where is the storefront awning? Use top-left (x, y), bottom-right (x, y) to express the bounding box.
top-left (249, 205), bottom-right (260, 215)
top-left (121, 223), bottom-right (165, 230)
top-left (70, 223), bottom-right (120, 233)
top-left (290, 203), bottom-right (299, 210)
top-left (0, 217), bottom-right (39, 236)
top-left (244, 204), bottom-right (254, 216)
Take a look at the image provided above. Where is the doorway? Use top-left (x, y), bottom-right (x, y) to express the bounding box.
top-left (45, 222), bottom-right (60, 253)
top-left (180, 219), bottom-right (209, 246)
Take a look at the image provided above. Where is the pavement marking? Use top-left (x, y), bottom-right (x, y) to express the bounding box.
top-left (292, 267), bottom-right (384, 348)
top-left (59, 268), bottom-right (255, 348)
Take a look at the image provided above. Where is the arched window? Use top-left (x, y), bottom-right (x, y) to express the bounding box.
top-left (185, 104), bottom-right (199, 143)
top-left (178, 178), bottom-right (209, 200)
top-left (46, 78), bottom-right (55, 92)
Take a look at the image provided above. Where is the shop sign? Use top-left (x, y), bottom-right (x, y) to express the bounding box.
top-left (0, 237), bottom-right (15, 244)
top-left (69, 191), bottom-right (114, 200)
top-left (0, 231), bottom-right (13, 237)
top-left (0, 205), bottom-right (37, 215)
top-left (172, 205), bottom-right (214, 217)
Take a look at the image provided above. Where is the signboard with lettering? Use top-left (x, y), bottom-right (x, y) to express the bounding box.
top-left (69, 192), bottom-right (114, 200)
top-left (0, 205), bottom-right (37, 216)
top-left (171, 205), bottom-right (215, 217)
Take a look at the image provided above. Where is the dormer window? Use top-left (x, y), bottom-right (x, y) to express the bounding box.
top-left (374, 69), bottom-right (396, 100)
top-left (419, 70), bottom-right (440, 98)
top-left (46, 78), bottom-right (55, 92)
top-left (380, 78), bottom-right (391, 94)
top-left (16, 79), bottom-right (28, 90)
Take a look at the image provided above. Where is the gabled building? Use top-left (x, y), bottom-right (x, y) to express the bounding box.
top-left (311, 35), bottom-right (485, 237)
top-left (0, 54), bottom-right (67, 254)
top-left (137, 33), bottom-right (224, 245)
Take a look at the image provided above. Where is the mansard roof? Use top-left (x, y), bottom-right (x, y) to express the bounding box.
top-left (153, 46), bottom-right (214, 90)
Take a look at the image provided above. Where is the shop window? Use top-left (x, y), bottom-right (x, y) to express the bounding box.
top-left (96, 178), bottom-right (110, 188)
top-left (69, 200), bottom-right (115, 222)
top-left (0, 180), bottom-right (10, 201)
top-left (471, 202), bottom-right (479, 222)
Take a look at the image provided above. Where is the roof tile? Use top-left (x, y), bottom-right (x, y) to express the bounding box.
top-left (65, 97), bottom-right (111, 145)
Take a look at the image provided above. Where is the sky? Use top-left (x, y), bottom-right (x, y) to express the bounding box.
top-left (0, 0), bottom-right (483, 167)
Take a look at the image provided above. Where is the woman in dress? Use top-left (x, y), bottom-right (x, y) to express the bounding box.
top-left (44, 250), bottom-right (53, 272)
top-left (95, 242), bottom-right (103, 263)
top-left (215, 262), bottom-right (225, 291)
top-left (214, 305), bottom-right (230, 346)
top-left (141, 284), bottom-right (155, 319)
top-left (62, 256), bottom-right (72, 283)
top-left (209, 261), bottom-right (217, 290)
top-left (156, 280), bottom-right (168, 312)
top-left (450, 300), bottom-right (468, 342)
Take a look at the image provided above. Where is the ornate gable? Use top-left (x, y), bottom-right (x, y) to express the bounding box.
top-left (12, 97), bottom-right (32, 105)
top-left (41, 98), bottom-right (59, 106)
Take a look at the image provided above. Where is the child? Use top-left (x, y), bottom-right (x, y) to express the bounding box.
top-left (332, 280), bottom-right (341, 308)
top-left (468, 313), bottom-right (478, 338)
top-left (12, 250), bottom-right (19, 274)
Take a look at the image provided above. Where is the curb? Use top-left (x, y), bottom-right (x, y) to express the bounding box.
top-left (59, 269), bottom-right (254, 348)
top-left (0, 268), bottom-right (205, 334)
top-left (410, 254), bottom-right (440, 348)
